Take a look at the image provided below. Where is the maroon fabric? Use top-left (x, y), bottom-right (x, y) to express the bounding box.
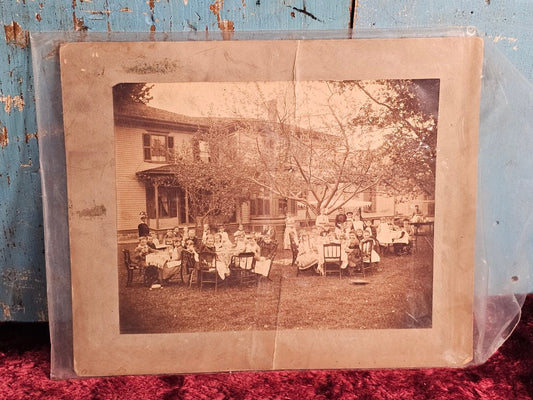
top-left (1, 296), bottom-right (532, 399)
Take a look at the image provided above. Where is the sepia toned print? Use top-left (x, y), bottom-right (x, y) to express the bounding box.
top-left (60, 37), bottom-right (482, 375)
top-left (115, 79), bottom-right (438, 334)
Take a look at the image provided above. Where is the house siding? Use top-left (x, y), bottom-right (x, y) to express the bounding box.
top-left (115, 124), bottom-right (192, 235)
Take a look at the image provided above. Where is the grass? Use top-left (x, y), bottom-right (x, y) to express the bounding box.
top-left (118, 241), bottom-right (433, 334)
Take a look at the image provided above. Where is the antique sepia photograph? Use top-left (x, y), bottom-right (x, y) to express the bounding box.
top-left (115, 79), bottom-right (439, 334)
top-left (60, 38), bottom-right (482, 374)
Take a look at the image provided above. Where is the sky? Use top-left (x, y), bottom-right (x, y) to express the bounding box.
top-left (148, 80), bottom-right (439, 140)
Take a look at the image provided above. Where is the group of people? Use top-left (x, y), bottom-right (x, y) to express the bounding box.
top-left (288, 209), bottom-right (416, 275)
top-left (134, 215), bottom-right (277, 285)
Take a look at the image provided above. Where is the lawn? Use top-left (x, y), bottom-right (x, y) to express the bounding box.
top-left (118, 241), bottom-right (433, 334)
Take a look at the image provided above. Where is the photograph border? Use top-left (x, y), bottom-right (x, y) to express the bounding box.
top-left (60, 37), bottom-right (483, 376)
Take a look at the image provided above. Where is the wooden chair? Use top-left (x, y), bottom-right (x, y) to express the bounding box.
top-left (198, 251), bottom-right (219, 291)
top-left (359, 239), bottom-right (377, 278)
top-left (229, 252), bottom-right (256, 284)
top-left (323, 243), bottom-right (342, 278)
top-left (255, 245), bottom-right (278, 281)
top-left (122, 249), bottom-right (140, 287)
top-left (180, 249), bottom-right (197, 286)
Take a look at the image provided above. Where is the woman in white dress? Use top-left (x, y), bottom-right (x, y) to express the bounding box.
top-left (296, 232), bottom-right (319, 270)
top-left (283, 214), bottom-right (298, 250)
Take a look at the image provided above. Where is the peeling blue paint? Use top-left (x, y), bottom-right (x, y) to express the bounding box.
top-left (1, 0), bottom-right (532, 321)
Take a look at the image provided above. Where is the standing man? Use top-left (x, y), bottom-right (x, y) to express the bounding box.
top-left (138, 211), bottom-right (150, 237)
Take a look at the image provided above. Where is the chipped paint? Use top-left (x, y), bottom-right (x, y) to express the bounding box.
top-left (84, 9), bottom-right (111, 15)
top-left (349, 0), bottom-right (359, 29)
top-left (35, 13), bottom-right (42, 22)
top-left (77, 204), bottom-right (107, 218)
top-left (0, 127), bottom-right (8, 148)
top-left (120, 7), bottom-right (132, 12)
top-left (20, 158), bottom-right (33, 168)
top-left (209, 0), bottom-right (235, 35)
top-left (3, 21), bottom-right (29, 48)
top-left (492, 36), bottom-right (518, 44)
top-left (289, 5), bottom-right (322, 22)
top-left (24, 131), bottom-right (37, 142)
top-left (149, 0), bottom-right (156, 31)
top-left (219, 19), bottom-right (234, 31)
top-left (209, 0), bottom-right (223, 21)
top-left (0, 94), bottom-right (25, 113)
top-left (73, 14), bottom-right (88, 31)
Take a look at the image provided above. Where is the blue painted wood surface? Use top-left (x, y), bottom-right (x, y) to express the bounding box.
top-left (0, 0), bottom-right (531, 321)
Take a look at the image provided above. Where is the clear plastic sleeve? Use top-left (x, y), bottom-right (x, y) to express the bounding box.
top-left (31, 28), bottom-right (531, 378)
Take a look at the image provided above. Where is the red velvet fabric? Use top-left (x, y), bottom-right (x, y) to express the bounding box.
top-left (1, 296), bottom-right (531, 399)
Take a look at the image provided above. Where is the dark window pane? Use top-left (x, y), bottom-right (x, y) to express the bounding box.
top-left (264, 199), bottom-right (270, 215)
top-left (143, 133), bottom-right (151, 147)
top-left (250, 199), bottom-right (256, 216)
top-left (146, 185), bottom-right (155, 219)
top-left (144, 147), bottom-right (151, 161)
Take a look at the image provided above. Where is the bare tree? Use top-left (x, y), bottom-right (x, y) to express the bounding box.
top-left (202, 79), bottom-right (438, 215)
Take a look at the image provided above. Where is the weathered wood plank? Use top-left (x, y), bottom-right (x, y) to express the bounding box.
top-left (1, 0), bottom-right (532, 321)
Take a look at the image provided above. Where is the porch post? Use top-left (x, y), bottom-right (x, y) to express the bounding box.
top-left (185, 188), bottom-right (189, 224)
top-left (154, 183), bottom-right (160, 230)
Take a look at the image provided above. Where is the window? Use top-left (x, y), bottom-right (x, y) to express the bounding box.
top-left (250, 197), bottom-right (271, 217)
top-left (146, 186), bottom-right (179, 219)
top-left (143, 133), bottom-right (174, 162)
top-left (277, 198), bottom-right (297, 216)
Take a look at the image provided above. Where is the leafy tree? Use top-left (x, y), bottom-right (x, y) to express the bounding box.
top-left (339, 79), bottom-right (439, 196)
top-left (113, 83), bottom-right (153, 108)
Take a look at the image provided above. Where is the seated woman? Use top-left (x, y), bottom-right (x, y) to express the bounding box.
top-left (149, 232), bottom-right (166, 250)
top-left (232, 234), bottom-right (247, 256)
top-left (214, 232), bottom-right (232, 265)
top-left (255, 235), bottom-right (277, 277)
top-left (163, 229), bottom-right (175, 246)
top-left (377, 218), bottom-right (394, 244)
top-left (159, 240), bottom-right (182, 282)
top-left (199, 234), bottom-right (229, 280)
top-left (334, 213), bottom-right (347, 240)
top-left (134, 236), bottom-right (155, 269)
top-left (181, 238), bottom-right (199, 277)
top-left (233, 224), bottom-right (246, 240)
top-left (392, 220), bottom-right (413, 256)
top-left (296, 232), bottom-right (320, 271)
top-left (360, 230), bottom-right (380, 266)
top-left (217, 225), bottom-right (232, 247)
top-left (201, 223), bottom-right (212, 244)
top-left (341, 231), bottom-right (361, 272)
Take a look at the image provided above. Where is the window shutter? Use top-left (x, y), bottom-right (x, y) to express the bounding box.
top-left (167, 136), bottom-right (174, 149)
top-left (143, 134), bottom-right (151, 161)
top-left (143, 134), bottom-right (151, 146)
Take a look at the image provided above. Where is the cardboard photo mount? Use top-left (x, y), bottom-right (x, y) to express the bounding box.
top-left (59, 37), bottom-right (483, 376)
